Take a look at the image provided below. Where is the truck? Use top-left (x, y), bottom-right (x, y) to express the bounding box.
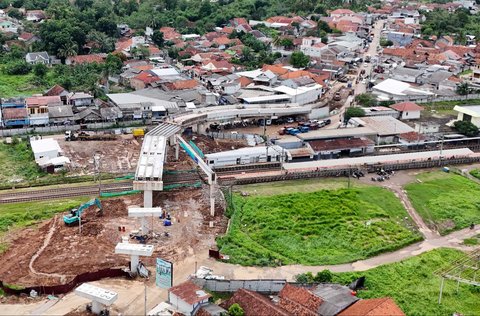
top-left (63, 198), bottom-right (102, 226)
top-left (65, 131), bottom-right (117, 141)
top-left (133, 128), bottom-right (145, 138)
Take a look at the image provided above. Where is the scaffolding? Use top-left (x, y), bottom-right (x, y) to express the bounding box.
top-left (435, 249), bottom-right (480, 304)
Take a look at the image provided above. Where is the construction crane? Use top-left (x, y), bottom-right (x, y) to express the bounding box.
top-left (63, 198), bottom-right (102, 226)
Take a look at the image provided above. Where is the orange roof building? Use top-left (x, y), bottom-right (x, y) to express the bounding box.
top-left (338, 298), bottom-right (405, 316)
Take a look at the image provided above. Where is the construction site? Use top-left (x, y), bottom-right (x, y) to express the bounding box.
top-left (0, 187), bottom-right (227, 288)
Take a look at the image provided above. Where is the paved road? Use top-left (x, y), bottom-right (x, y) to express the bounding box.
top-left (325, 19), bottom-right (385, 129)
top-left (353, 20), bottom-right (384, 96)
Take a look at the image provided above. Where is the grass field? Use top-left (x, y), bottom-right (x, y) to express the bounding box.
top-left (237, 178), bottom-right (364, 196)
top-left (0, 141), bottom-right (46, 184)
top-left (0, 73), bottom-right (45, 98)
top-left (328, 248), bottom-right (480, 316)
top-left (0, 197), bottom-right (90, 253)
top-left (405, 172), bottom-right (480, 235)
top-left (218, 181), bottom-right (421, 266)
top-left (469, 169), bottom-right (480, 180)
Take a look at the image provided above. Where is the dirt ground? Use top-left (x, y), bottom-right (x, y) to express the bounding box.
top-left (164, 133), bottom-right (247, 170)
top-left (0, 186), bottom-right (227, 287)
top-left (57, 135), bottom-right (142, 175)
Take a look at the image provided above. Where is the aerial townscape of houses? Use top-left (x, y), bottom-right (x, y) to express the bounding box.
top-left (0, 0), bottom-right (480, 171)
top-left (1, 1), bottom-right (480, 315)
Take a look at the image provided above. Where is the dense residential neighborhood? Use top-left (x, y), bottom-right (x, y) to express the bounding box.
top-left (0, 0), bottom-right (479, 315)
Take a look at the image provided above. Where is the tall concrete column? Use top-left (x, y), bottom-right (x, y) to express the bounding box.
top-left (144, 190), bottom-right (153, 208)
top-left (91, 301), bottom-right (104, 315)
top-left (141, 217), bottom-right (148, 233)
top-left (130, 255), bottom-right (140, 273)
top-left (198, 123), bottom-right (207, 134)
top-left (210, 184), bottom-right (215, 217)
top-left (175, 142), bottom-right (179, 161)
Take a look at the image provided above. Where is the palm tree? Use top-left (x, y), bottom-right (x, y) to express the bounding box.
top-left (58, 41), bottom-right (78, 61)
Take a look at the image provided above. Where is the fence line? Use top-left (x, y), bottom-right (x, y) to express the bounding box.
top-left (193, 278), bottom-right (287, 293)
top-left (0, 120), bottom-right (149, 137)
top-left (0, 268), bottom-right (130, 296)
top-left (390, 93), bottom-right (480, 104)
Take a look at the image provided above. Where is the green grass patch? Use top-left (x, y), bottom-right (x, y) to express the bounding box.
top-left (0, 141), bottom-right (46, 184)
top-left (329, 248), bottom-right (480, 316)
top-left (236, 178), bottom-right (364, 196)
top-left (459, 69), bottom-right (473, 76)
top-left (0, 138), bottom-right (124, 189)
top-left (423, 98), bottom-right (480, 111)
top-left (463, 238), bottom-right (479, 246)
top-left (218, 186), bottom-right (422, 266)
top-left (405, 172), bottom-right (480, 235)
top-left (469, 169), bottom-right (480, 180)
top-left (0, 73), bottom-right (45, 98)
top-left (0, 197), bottom-right (90, 253)
top-left (463, 234), bottom-right (480, 246)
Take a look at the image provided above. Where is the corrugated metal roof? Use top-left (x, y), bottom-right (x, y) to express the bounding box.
top-left (313, 284), bottom-right (359, 316)
top-left (147, 122), bottom-right (181, 137)
top-left (283, 148), bottom-right (474, 170)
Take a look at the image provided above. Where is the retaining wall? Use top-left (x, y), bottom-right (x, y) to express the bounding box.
top-left (0, 268), bottom-right (130, 296)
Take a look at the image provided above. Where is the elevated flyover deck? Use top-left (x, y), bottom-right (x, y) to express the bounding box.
top-left (173, 103), bottom-right (312, 126)
top-left (134, 122), bottom-right (182, 206)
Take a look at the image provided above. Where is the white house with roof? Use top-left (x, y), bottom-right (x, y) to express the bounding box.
top-left (454, 105), bottom-right (480, 128)
top-left (168, 281), bottom-right (211, 315)
top-left (372, 79), bottom-right (434, 101)
top-left (30, 137), bottom-right (70, 171)
top-left (390, 101), bottom-right (424, 120)
top-left (25, 52), bottom-right (50, 65)
top-left (300, 37), bottom-right (326, 57)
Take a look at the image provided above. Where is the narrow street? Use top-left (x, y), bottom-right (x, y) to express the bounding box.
top-left (353, 19), bottom-right (384, 96)
top-left (325, 18), bottom-right (385, 129)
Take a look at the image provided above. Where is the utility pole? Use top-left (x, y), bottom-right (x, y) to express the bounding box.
top-left (144, 279), bottom-right (147, 316)
top-left (94, 152), bottom-right (102, 195)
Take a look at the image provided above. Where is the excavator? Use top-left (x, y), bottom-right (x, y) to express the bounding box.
top-left (63, 198), bottom-right (102, 226)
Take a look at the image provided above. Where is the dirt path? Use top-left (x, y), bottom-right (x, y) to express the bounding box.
top-left (388, 186), bottom-right (438, 239)
top-left (28, 216), bottom-right (69, 283)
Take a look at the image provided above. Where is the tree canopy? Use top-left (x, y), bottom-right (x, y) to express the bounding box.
top-left (454, 120), bottom-right (479, 137)
top-left (290, 51), bottom-right (310, 68)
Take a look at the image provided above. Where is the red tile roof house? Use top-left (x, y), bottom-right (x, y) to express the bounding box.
top-left (130, 71), bottom-right (160, 90)
top-left (338, 298), bottom-right (405, 316)
top-left (168, 281), bottom-right (211, 315)
top-left (224, 288), bottom-right (290, 316)
top-left (65, 53), bottom-right (107, 65)
top-left (164, 79), bottom-right (199, 90)
top-left (223, 283), bottom-right (404, 316)
top-left (390, 102), bottom-right (424, 120)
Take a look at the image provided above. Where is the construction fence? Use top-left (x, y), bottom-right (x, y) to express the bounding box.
top-left (0, 268), bottom-right (130, 296)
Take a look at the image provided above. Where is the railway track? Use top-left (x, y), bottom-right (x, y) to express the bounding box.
top-left (0, 173), bottom-right (203, 204)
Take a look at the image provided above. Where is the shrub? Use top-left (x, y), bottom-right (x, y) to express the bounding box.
top-left (4, 61), bottom-right (32, 75)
